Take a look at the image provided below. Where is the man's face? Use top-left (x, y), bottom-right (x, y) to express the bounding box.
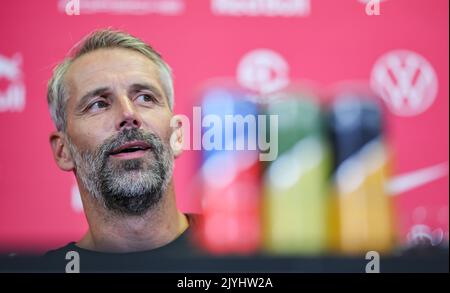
top-left (63, 48), bottom-right (175, 216)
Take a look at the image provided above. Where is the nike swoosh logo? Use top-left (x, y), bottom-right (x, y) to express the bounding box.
top-left (387, 162), bottom-right (449, 196)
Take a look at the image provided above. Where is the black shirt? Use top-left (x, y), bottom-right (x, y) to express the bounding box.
top-left (41, 214), bottom-right (204, 272)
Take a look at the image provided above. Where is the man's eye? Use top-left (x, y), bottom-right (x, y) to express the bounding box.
top-left (136, 94), bottom-right (156, 104)
top-left (88, 100), bottom-right (109, 111)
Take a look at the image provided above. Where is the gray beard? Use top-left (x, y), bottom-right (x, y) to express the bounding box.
top-left (67, 128), bottom-right (174, 216)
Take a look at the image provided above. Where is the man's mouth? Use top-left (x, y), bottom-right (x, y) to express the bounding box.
top-left (109, 141), bottom-right (151, 159)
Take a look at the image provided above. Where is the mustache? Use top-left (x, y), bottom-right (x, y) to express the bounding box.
top-left (96, 128), bottom-right (166, 160)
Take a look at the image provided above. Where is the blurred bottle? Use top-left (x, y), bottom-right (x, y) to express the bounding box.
top-left (262, 93), bottom-right (331, 255)
top-left (195, 88), bottom-right (261, 255)
top-left (328, 95), bottom-right (395, 255)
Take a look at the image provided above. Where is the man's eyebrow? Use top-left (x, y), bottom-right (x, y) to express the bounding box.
top-left (77, 87), bottom-right (111, 109)
top-left (128, 83), bottom-right (164, 97)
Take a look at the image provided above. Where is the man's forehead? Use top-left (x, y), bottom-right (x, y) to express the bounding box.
top-left (65, 48), bottom-right (162, 98)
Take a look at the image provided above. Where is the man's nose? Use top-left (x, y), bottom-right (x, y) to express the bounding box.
top-left (115, 95), bottom-right (142, 131)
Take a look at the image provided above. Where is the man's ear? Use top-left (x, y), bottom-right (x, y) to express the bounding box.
top-left (169, 114), bottom-right (187, 158)
top-left (49, 131), bottom-right (75, 171)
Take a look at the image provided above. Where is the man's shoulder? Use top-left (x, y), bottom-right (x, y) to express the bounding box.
top-left (45, 242), bottom-right (77, 257)
top-left (38, 242), bottom-right (78, 272)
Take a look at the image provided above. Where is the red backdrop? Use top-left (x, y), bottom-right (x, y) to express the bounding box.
top-left (0, 0), bottom-right (448, 252)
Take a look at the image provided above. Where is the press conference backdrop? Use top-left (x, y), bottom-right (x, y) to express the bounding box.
top-left (0, 0), bottom-right (448, 257)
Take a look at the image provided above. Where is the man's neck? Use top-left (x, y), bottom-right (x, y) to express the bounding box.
top-left (76, 182), bottom-right (189, 253)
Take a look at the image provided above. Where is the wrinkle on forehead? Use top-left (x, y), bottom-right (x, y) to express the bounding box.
top-left (64, 48), bottom-right (164, 106)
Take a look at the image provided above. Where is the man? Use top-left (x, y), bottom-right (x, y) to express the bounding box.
top-left (43, 29), bottom-right (197, 271)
